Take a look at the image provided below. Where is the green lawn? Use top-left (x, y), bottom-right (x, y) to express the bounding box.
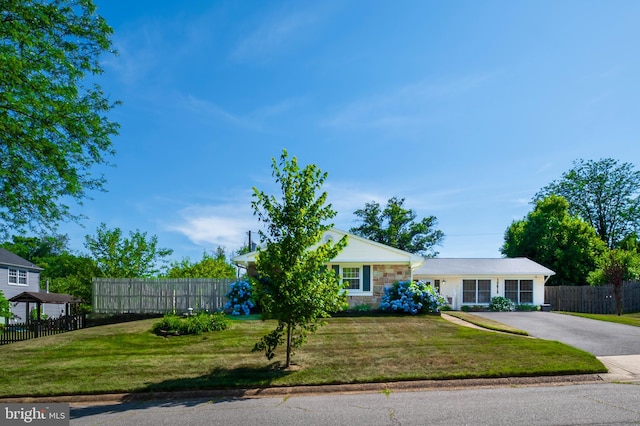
top-left (444, 312), bottom-right (529, 335)
top-left (559, 311), bottom-right (640, 327)
top-left (0, 315), bottom-right (606, 398)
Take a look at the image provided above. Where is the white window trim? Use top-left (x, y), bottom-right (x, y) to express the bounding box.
top-left (334, 264), bottom-right (372, 295)
top-left (505, 279), bottom-right (534, 304)
top-left (8, 268), bottom-right (28, 286)
top-left (462, 279), bottom-right (492, 305)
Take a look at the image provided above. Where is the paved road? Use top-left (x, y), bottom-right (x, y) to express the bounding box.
top-left (70, 383), bottom-right (640, 426)
top-left (472, 311), bottom-right (640, 356)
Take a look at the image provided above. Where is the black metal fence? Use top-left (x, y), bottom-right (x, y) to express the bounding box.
top-left (544, 281), bottom-right (640, 314)
top-left (1, 314), bottom-right (86, 345)
top-left (93, 278), bottom-right (235, 314)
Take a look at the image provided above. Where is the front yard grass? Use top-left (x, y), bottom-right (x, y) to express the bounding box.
top-left (0, 315), bottom-right (606, 398)
top-left (559, 311), bottom-right (640, 327)
top-left (444, 312), bottom-right (529, 335)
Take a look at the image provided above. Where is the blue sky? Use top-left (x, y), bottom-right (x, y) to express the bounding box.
top-left (57, 0), bottom-right (640, 262)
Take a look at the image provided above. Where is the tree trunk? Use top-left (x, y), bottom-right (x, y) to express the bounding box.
top-left (285, 322), bottom-right (292, 368)
top-left (613, 282), bottom-right (623, 316)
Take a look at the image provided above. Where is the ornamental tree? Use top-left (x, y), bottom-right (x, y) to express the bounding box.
top-left (0, 0), bottom-right (120, 238)
top-left (588, 249), bottom-right (640, 315)
top-left (251, 150), bottom-right (347, 368)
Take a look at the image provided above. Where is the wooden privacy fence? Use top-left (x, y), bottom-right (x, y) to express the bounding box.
top-left (1, 315), bottom-right (85, 345)
top-left (93, 278), bottom-right (236, 314)
top-left (545, 281), bottom-right (640, 314)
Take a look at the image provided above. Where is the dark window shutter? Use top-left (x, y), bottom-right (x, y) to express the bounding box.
top-left (331, 265), bottom-right (340, 276)
top-left (363, 265), bottom-right (371, 292)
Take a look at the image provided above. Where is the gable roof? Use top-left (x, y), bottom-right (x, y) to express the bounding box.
top-left (232, 228), bottom-right (424, 267)
top-left (0, 248), bottom-right (43, 271)
top-left (413, 257), bottom-right (555, 276)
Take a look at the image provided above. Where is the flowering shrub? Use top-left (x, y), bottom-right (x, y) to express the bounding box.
top-left (379, 280), bottom-right (447, 314)
top-left (489, 296), bottom-right (515, 312)
top-left (153, 311), bottom-right (229, 336)
top-left (224, 280), bottom-right (255, 315)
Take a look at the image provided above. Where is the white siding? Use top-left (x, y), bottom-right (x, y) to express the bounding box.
top-left (417, 274), bottom-right (545, 310)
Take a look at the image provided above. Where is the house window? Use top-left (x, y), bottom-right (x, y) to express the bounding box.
top-left (434, 279), bottom-right (441, 292)
top-left (342, 267), bottom-right (361, 290)
top-left (8, 268), bottom-right (27, 286)
top-left (505, 279), bottom-right (533, 304)
top-left (331, 264), bottom-right (372, 293)
top-left (462, 279), bottom-right (491, 304)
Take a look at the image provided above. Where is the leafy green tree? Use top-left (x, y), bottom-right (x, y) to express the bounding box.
top-left (588, 249), bottom-right (640, 315)
top-left (350, 196), bottom-right (444, 257)
top-left (501, 195), bottom-right (606, 285)
top-left (44, 253), bottom-right (100, 305)
top-left (0, 289), bottom-right (12, 319)
top-left (535, 159), bottom-right (640, 248)
top-left (618, 232), bottom-right (640, 253)
top-left (84, 223), bottom-right (173, 278)
top-left (0, 0), bottom-right (120, 238)
top-left (252, 150), bottom-right (347, 368)
top-left (0, 234), bottom-right (67, 261)
top-left (166, 248), bottom-right (236, 278)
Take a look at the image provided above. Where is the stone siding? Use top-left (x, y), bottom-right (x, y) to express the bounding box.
top-left (346, 264), bottom-right (412, 308)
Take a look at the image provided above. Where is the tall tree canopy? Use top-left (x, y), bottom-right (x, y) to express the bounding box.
top-left (535, 159), bottom-right (640, 248)
top-left (0, 0), bottom-right (119, 238)
top-left (501, 195), bottom-right (606, 286)
top-left (350, 196), bottom-right (444, 257)
top-left (252, 150), bottom-right (347, 368)
top-left (84, 224), bottom-right (173, 278)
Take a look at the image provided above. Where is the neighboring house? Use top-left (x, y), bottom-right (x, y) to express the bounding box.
top-left (413, 258), bottom-right (555, 310)
top-left (0, 247), bottom-right (43, 321)
top-left (232, 229), bottom-right (555, 310)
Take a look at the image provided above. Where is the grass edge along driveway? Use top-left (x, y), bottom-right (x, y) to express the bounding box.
top-left (0, 315), bottom-right (606, 398)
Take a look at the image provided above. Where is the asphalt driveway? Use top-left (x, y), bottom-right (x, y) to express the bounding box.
top-left (471, 311), bottom-right (640, 356)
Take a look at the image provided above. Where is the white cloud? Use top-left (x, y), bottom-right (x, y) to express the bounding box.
top-left (324, 73), bottom-right (499, 131)
top-left (179, 94), bottom-right (305, 130)
top-left (168, 205), bottom-right (258, 250)
top-left (231, 3), bottom-right (334, 63)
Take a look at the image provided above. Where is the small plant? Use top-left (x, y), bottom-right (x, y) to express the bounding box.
top-left (29, 308), bottom-right (49, 321)
top-left (515, 304), bottom-right (539, 312)
top-left (352, 303), bottom-right (372, 312)
top-left (489, 296), bottom-right (515, 312)
top-left (153, 311), bottom-right (229, 336)
top-left (461, 305), bottom-right (471, 312)
top-left (224, 280), bottom-right (255, 315)
top-left (379, 280), bottom-right (446, 314)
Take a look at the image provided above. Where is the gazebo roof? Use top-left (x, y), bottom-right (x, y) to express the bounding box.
top-left (8, 291), bottom-right (80, 304)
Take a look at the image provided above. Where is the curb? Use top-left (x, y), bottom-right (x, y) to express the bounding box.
top-left (0, 374), bottom-right (604, 405)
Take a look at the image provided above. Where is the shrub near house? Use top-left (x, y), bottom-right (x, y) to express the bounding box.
top-left (379, 280), bottom-right (446, 314)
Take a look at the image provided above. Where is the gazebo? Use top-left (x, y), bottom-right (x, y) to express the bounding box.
top-left (7, 292), bottom-right (83, 338)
